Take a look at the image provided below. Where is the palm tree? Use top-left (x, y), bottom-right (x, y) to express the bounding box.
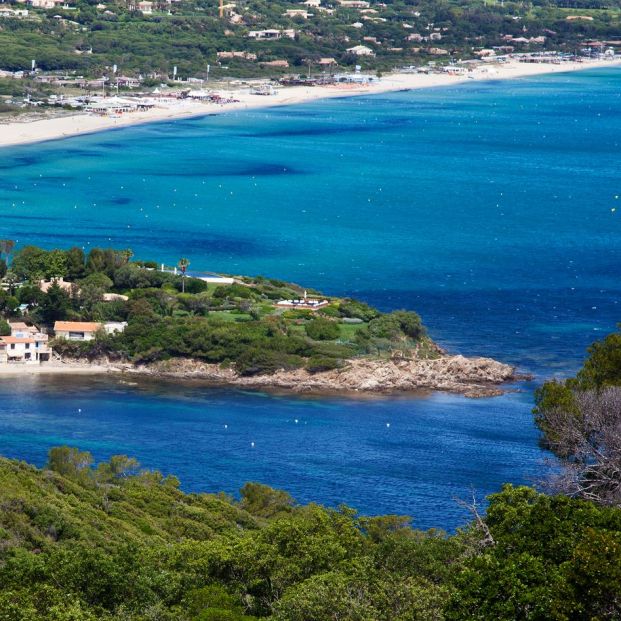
top-left (178, 258), bottom-right (190, 293)
top-left (0, 240), bottom-right (15, 266)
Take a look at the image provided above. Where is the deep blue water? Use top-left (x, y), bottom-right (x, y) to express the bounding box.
top-left (1, 67), bottom-right (620, 530)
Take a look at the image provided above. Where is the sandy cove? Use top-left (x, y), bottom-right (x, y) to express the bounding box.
top-left (0, 58), bottom-right (619, 149)
top-left (0, 353), bottom-right (525, 398)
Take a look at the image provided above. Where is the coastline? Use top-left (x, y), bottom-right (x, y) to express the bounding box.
top-left (0, 58), bottom-right (619, 149)
top-left (0, 353), bottom-right (524, 398)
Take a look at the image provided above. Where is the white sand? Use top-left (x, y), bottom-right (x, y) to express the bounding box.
top-left (0, 362), bottom-right (115, 377)
top-left (0, 59), bottom-right (619, 149)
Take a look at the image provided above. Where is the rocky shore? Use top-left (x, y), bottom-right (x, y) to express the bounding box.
top-left (121, 353), bottom-right (522, 398)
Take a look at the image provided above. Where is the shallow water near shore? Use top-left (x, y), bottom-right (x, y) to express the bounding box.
top-left (1, 67), bottom-right (620, 529)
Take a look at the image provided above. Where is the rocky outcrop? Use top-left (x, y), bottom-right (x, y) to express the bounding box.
top-left (125, 354), bottom-right (521, 398)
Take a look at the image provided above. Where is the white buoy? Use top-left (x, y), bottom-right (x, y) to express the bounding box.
top-left (224, 424), bottom-right (228, 429)
top-left (251, 442), bottom-right (255, 448)
top-left (294, 419), bottom-right (299, 424)
top-left (386, 423), bottom-right (390, 428)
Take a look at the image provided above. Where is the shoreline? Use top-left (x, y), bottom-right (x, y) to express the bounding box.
top-left (1, 58), bottom-right (619, 149)
top-left (0, 353), bottom-right (526, 399)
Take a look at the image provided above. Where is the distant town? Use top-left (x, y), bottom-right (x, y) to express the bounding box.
top-left (1, 0), bottom-right (620, 118)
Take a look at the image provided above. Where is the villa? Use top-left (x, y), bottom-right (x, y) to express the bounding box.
top-left (39, 277), bottom-right (75, 294)
top-left (0, 322), bottom-right (50, 365)
top-left (277, 292), bottom-right (330, 311)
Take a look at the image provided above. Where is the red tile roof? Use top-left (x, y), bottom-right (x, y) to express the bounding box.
top-left (54, 321), bottom-right (103, 332)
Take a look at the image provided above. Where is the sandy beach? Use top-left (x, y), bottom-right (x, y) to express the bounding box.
top-left (0, 58), bottom-right (619, 149)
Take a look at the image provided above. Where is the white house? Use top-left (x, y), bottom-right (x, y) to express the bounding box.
top-left (248, 29), bottom-right (296, 40)
top-left (0, 322), bottom-right (50, 364)
top-left (54, 321), bottom-right (103, 341)
top-left (103, 322), bottom-right (127, 335)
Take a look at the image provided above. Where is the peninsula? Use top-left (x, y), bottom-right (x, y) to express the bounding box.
top-left (0, 243), bottom-right (519, 397)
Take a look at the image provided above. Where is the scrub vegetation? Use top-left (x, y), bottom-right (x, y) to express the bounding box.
top-left (0, 447), bottom-right (619, 620)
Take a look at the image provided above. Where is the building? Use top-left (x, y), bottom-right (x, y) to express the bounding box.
top-left (337, 0), bottom-right (370, 7)
top-left (346, 45), bottom-right (375, 56)
top-left (103, 322), bottom-right (127, 335)
top-left (248, 29), bottom-right (296, 40)
top-left (39, 277), bottom-right (75, 294)
top-left (259, 60), bottom-right (290, 67)
top-left (0, 7), bottom-right (29, 16)
top-left (276, 292), bottom-right (330, 311)
top-left (0, 322), bottom-right (50, 364)
top-left (217, 51), bottom-right (257, 60)
top-left (283, 9), bottom-right (310, 18)
top-left (102, 292), bottom-right (129, 302)
top-left (54, 321), bottom-right (103, 341)
top-left (137, 0), bottom-right (153, 13)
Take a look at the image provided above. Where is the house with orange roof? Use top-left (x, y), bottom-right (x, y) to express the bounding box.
top-left (0, 321), bottom-right (50, 364)
top-left (54, 321), bottom-right (103, 341)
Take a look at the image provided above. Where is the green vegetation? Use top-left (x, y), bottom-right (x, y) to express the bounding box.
top-left (0, 448), bottom-right (619, 620)
top-left (0, 243), bottom-right (434, 375)
top-left (0, 0), bottom-right (619, 82)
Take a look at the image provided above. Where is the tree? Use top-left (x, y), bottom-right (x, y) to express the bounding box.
top-left (0, 290), bottom-right (19, 317)
top-left (535, 387), bottom-right (621, 505)
top-left (11, 245), bottom-right (49, 281)
top-left (64, 247), bottom-right (86, 281)
top-left (96, 455), bottom-right (140, 482)
top-left (40, 283), bottom-right (70, 324)
top-left (46, 446), bottom-right (94, 481)
top-left (178, 257), bottom-right (190, 294)
top-left (0, 239), bottom-right (15, 266)
top-left (0, 319), bottom-right (10, 336)
top-left (3, 271), bottom-right (19, 295)
top-left (239, 482), bottom-right (294, 518)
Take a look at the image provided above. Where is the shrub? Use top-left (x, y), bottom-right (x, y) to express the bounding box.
top-left (306, 356), bottom-right (343, 373)
top-left (235, 349), bottom-right (304, 376)
top-left (305, 318), bottom-right (340, 341)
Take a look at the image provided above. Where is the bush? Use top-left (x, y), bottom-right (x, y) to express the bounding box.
top-left (235, 348), bottom-right (304, 376)
top-left (306, 356), bottom-right (343, 373)
top-left (339, 299), bottom-right (380, 321)
top-left (305, 318), bottom-right (340, 341)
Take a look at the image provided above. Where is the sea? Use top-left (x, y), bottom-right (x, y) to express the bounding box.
top-left (1, 67), bottom-right (620, 530)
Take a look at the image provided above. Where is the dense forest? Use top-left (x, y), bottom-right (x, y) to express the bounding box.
top-left (0, 0), bottom-right (619, 78)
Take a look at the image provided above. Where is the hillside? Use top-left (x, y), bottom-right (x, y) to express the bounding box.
top-left (0, 449), bottom-right (620, 619)
top-left (0, 0), bottom-right (619, 79)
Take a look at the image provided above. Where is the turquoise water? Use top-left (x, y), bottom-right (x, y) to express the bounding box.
top-left (1, 67), bottom-right (620, 529)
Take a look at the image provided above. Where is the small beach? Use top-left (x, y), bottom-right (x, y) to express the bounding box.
top-left (0, 58), bottom-right (619, 149)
